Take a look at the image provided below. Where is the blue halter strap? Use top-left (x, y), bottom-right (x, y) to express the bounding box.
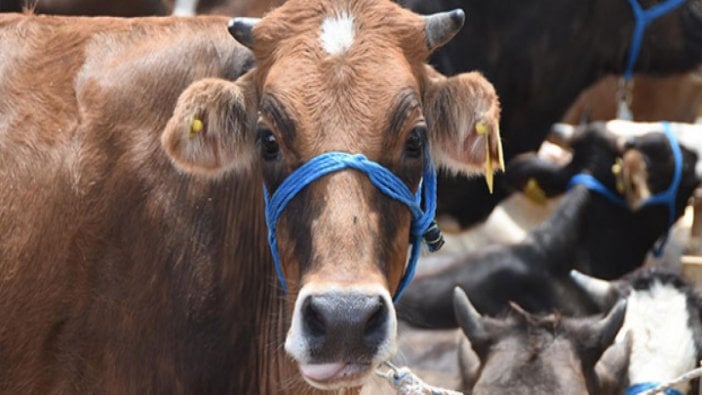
top-left (626, 382), bottom-right (684, 395)
top-left (567, 122), bottom-right (683, 257)
top-left (567, 174), bottom-right (628, 208)
top-left (623, 0), bottom-right (687, 81)
top-left (263, 150), bottom-right (439, 302)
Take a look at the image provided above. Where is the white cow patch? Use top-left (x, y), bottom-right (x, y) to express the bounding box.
top-left (172, 0), bottom-right (198, 16)
top-left (616, 280), bottom-right (697, 393)
top-left (320, 12), bottom-right (355, 55)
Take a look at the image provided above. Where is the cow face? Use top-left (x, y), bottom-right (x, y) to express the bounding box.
top-left (454, 288), bottom-right (631, 395)
top-left (505, 122), bottom-right (700, 207)
top-left (161, 0), bottom-right (501, 389)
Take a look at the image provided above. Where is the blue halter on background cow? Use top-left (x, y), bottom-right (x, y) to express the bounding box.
top-left (618, 0), bottom-right (688, 119)
top-left (567, 122), bottom-right (683, 257)
top-left (263, 149), bottom-right (443, 301)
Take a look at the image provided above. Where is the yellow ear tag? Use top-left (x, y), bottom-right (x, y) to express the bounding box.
top-left (189, 117), bottom-right (204, 139)
top-left (524, 177), bottom-right (547, 205)
top-left (497, 131), bottom-right (505, 172)
top-left (477, 121), bottom-right (494, 193)
top-left (476, 121), bottom-right (489, 136)
top-left (612, 158), bottom-right (625, 193)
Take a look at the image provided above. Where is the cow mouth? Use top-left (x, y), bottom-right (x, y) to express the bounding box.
top-left (299, 362), bottom-right (372, 389)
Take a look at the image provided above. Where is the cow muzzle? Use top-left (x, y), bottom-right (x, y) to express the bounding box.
top-left (285, 284), bottom-right (397, 390)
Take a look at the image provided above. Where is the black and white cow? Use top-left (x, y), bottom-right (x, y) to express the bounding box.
top-left (572, 268), bottom-right (702, 395)
top-left (398, 123), bottom-right (700, 328)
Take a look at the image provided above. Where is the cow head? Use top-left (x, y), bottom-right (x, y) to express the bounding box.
top-left (506, 122), bottom-right (699, 211)
top-left (160, 0), bottom-right (501, 390)
top-left (454, 288), bottom-right (631, 395)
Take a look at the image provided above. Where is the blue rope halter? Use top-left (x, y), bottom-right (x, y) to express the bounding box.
top-left (626, 382), bottom-right (684, 395)
top-left (263, 150), bottom-right (441, 302)
top-left (567, 122), bottom-right (683, 257)
top-left (623, 0), bottom-right (688, 81)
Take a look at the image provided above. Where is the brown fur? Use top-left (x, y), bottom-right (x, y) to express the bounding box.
top-left (562, 72), bottom-right (702, 124)
top-left (0, 13), bottom-right (292, 394)
top-left (0, 0), bottom-right (501, 392)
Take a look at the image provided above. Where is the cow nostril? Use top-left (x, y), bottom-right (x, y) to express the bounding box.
top-left (364, 299), bottom-right (388, 341)
top-left (303, 298), bottom-right (326, 338)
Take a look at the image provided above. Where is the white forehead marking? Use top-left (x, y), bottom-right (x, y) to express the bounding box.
top-left (320, 12), bottom-right (355, 55)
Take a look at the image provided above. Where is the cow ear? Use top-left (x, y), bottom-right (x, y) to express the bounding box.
top-left (594, 331), bottom-right (632, 395)
top-left (423, 67), bottom-right (503, 191)
top-left (161, 77), bottom-right (256, 177)
top-left (457, 336), bottom-right (481, 393)
top-left (617, 148), bottom-right (652, 210)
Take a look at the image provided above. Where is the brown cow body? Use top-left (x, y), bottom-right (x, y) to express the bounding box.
top-left (0, 0), bottom-right (501, 392)
top-left (562, 71), bottom-right (702, 124)
top-left (0, 14), bottom-right (285, 394)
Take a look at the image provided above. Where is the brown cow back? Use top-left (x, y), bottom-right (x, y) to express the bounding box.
top-left (0, 14), bottom-right (291, 393)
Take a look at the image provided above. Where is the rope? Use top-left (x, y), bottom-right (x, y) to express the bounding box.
top-left (263, 149), bottom-right (441, 302)
top-left (632, 364), bottom-right (702, 395)
top-left (567, 122), bottom-right (683, 257)
top-left (617, 0), bottom-right (687, 119)
top-left (628, 382), bottom-right (684, 395)
top-left (375, 362), bottom-right (463, 395)
top-left (623, 0), bottom-right (688, 81)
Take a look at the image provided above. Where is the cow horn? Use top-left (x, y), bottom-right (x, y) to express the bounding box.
top-left (548, 123), bottom-right (576, 148)
top-left (570, 270), bottom-right (616, 309)
top-left (593, 299), bottom-right (627, 348)
top-left (227, 17), bottom-right (260, 48)
top-left (424, 9), bottom-right (465, 51)
top-left (453, 287), bottom-right (487, 340)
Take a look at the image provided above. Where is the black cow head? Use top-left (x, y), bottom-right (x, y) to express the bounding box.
top-left (453, 287), bottom-right (631, 395)
top-left (504, 122), bottom-right (700, 278)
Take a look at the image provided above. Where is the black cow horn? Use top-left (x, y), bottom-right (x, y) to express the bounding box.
top-left (228, 17), bottom-right (260, 48)
top-left (424, 9), bottom-right (465, 51)
top-left (453, 287), bottom-right (486, 340)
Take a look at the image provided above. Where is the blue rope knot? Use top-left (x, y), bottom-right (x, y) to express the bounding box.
top-left (626, 382), bottom-right (684, 395)
top-left (263, 149), bottom-right (441, 302)
top-left (567, 122), bottom-right (683, 257)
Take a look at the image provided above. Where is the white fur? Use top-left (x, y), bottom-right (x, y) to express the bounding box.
top-left (172, 0), bottom-right (198, 16)
top-left (285, 283), bottom-right (397, 384)
top-left (615, 280), bottom-right (696, 393)
top-left (320, 13), bottom-right (355, 55)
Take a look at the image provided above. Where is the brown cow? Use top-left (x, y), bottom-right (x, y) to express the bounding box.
top-left (562, 70), bottom-right (702, 124)
top-left (0, 0), bottom-right (501, 393)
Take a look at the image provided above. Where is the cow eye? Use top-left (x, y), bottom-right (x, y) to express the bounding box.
top-left (257, 127), bottom-right (280, 161)
top-left (404, 126), bottom-right (426, 159)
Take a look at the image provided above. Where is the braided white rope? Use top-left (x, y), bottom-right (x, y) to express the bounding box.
top-left (638, 364), bottom-right (702, 395)
top-left (375, 362), bottom-right (463, 395)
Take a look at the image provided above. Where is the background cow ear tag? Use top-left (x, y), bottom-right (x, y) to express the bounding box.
top-left (189, 117), bottom-right (204, 139)
top-left (612, 158), bottom-right (626, 193)
top-left (524, 177), bottom-right (547, 205)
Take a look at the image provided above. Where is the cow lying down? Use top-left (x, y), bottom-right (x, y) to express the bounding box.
top-left (571, 268), bottom-right (702, 395)
top-left (397, 122), bottom-right (701, 328)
